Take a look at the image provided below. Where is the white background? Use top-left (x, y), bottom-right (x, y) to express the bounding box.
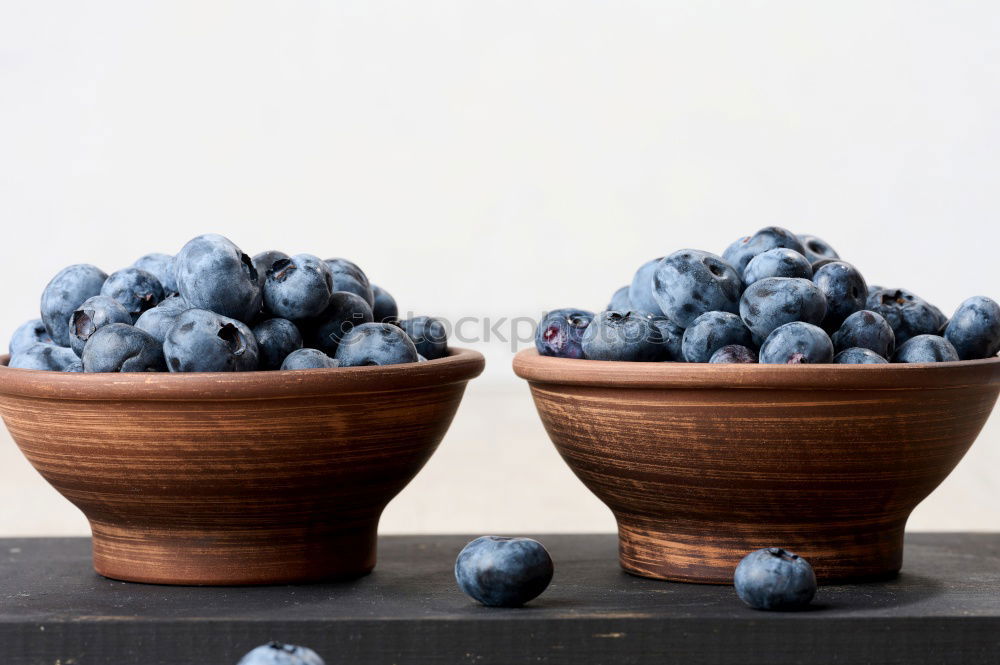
top-left (0, 1), bottom-right (997, 536)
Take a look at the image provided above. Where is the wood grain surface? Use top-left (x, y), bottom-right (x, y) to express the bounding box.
top-left (513, 349), bottom-right (1000, 584)
top-left (0, 348), bottom-right (484, 585)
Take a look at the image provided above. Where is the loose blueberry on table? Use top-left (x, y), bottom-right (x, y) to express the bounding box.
top-left (734, 547), bottom-right (817, 611)
top-left (534, 225), bottom-right (999, 365)
top-left (237, 641), bottom-right (325, 665)
top-left (455, 536), bottom-right (554, 607)
top-left (7, 233), bottom-right (445, 373)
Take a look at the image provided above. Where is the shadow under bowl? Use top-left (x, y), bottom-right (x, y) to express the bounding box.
top-left (513, 349), bottom-right (1000, 584)
top-left (0, 348), bottom-right (484, 585)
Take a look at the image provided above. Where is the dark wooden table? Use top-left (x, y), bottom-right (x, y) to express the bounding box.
top-left (1, 534), bottom-right (998, 665)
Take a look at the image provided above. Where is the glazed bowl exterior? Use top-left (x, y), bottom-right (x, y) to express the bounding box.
top-left (514, 349), bottom-right (1000, 584)
top-left (0, 348), bottom-right (484, 585)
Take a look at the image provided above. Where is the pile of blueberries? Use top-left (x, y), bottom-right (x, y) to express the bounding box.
top-left (7, 234), bottom-right (449, 373)
top-left (536, 226), bottom-right (1000, 365)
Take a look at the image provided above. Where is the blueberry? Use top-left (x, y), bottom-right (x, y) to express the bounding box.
top-left (723, 226), bottom-right (806, 274)
top-left (371, 285), bottom-right (398, 323)
top-left (812, 261), bottom-right (867, 331)
top-left (302, 292), bottom-right (374, 357)
top-left (163, 309), bottom-right (259, 372)
top-left (64, 359), bottom-right (84, 372)
top-left (734, 547), bottom-right (816, 611)
top-left (81, 323), bottom-right (166, 372)
top-left (796, 234), bottom-right (839, 264)
top-left (252, 318), bottom-right (304, 371)
top-left (742, 248), bottom-right (813, 286)
top-left (325, 258), bottom-right (375, 307)
top-left (237, 641), bottom-right (325, 665)
top-left (9, 319), bottom-right (52, 356)
top-left (833, 347), bottom-right (887, 364)
top-left (681, 311), bottom-right (754, 363)
top-left (263, 254), bottom-right (334, 321)
top-left (652, 250), bottom-right (742, 328)
top-left (944, 296), bottom-right (1000, 360)
top-left (252, 250), bottom-right (289, 288)
top-left (9, 343), bottom-right (79, 371)
top-left (100, 267), bottom-right (165, 322)
top-left (581, 310), bottom-right (664, 361)
top-left (893, 335), bottom-right (960, 363)
top-left (399, 316), bottom-right (449, 360)
top-left (69, 295), bottom-right (133, 356)
top-left (175, 234), bottom-right (262, 323)
top-left (759, 321), bottom-right (834, 364)
top-left (811, 258), bottom-right (838, 271)
top-left (607, 285), bottom-right (632, 311)
top-left (156, 293), bottom-right (192, 314)
top-left (866, 288), bottom-right (943, 346)
top-left (740, 277), bottom-right (827, 340)
top-left (535, 309), bottom-right (594, 359)
top-left (867, 284), bottom-right (885, 297)
top-left (628, 258), bottom-right (665, 315)
top-left (830, 310), bottom-right (895, 358)
top-left (133, 253), bottom-right (178, 295)
top-left (455, 536), bottom-right (554, 608)
top-left (135, 307), bottom-right (186, 344)
top-left (650, 314), bottom-right (684, 361)
top-left (280, 348), bottom-right (340, 371)
top-left (40, 264), bottom-right (108, 347)
top-left (709, 344), bottom-right (758, 363)
top-left (334, 322), bottom-right (419, 367)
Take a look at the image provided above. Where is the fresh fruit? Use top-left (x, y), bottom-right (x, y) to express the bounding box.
top-left (742, 248), bottom-right (813, 286)
top-left (681, 311), bottom-right (754, 363)
top-left (237, 642), bottom-right (325, 665)
top-left (134, 306), bottom-right (186, 344)
top-left (734, 547), bottom-right (816, 611)
top-left (740, 277), bottom-right (827, 339)
top-left (334, 322), bottom-right (418, 367)
top-left (759, 321), bottom-right (834, 364)
top-left (64, 359), bottom-right (84, 372)
top-left (830, 310), bottom-right (895, 358)
top-left (175, 234), bottom-right (261, 323)
top-left (893, 335), bottom-right (960, 363)
top-left (581, 311), bottom-right (664, 361)
top-left (944, 296), bottom-right (1000, 360)
top-left (371, 284), bottom-right (398, 323)
top-left (454, 536), bottom-right (554, 607)
top-left (399, 316), bottom-right (449, 360)
top-left (723, 226), bottom-right (806, 275)
top-left (9, 343), bottom-right (79, 371)
top-left (652, 250), bottom-right (742, 327)
top-left (812, 261), bottom-right (867, 331)
top-left (163, 309), bottom-right (259, 372)
top-left (81, 323), bottom-right (167, 373)
top-left (99, 267), bottom-right (165, 322)
top-left (69, 295), bottom-right (133, 356)
top-left (325, 257), bottom-right (374, 307)
top-left (40, 264), bottom-right (108, 347)
top-left (8, 319), bottom-right (52, 356)
top-left (252, 318), bottom-right (304, 371)
top-left (607, 285), bottom-right (632, 311)
top-left (133, 253), bottom-right (178, 295)
top-left (263, 254), bottom-right (334, 321)
top-left (252, 250), bottom-right (289, 288)
top-left (280, 348), bottom-right (340, 370)
top-left (535, 309), bottom-right (594, 359)
top-left (796, 234), bottom-right (839, 264)
top-left (866, 288), bottom-right (944, 346)
top-left (628, 257), bottom-right (665, 315)
top-left (833, 347), bottom-right (887, 364)
top-left (650, 315), bottom-right (684, 361)
top-left (302, 292), bottom-right (374, 357)
top-left (709, 344), bottom-right (758, 363)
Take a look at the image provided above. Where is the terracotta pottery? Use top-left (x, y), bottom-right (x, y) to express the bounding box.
top-left (514, 349), bottom-right (1000, 584)
top-left (0, 349), bottom-right (483, 585)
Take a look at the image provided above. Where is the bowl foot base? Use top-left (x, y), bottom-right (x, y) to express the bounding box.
top-left (90, 521), bottom-right (377, 585)
top-left (616, 517), bottom-right (905, 584)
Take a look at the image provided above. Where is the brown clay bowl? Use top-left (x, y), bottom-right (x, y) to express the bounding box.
top-left (0, 348), bottom-right (483, 585)
top-left (514, 349), bottom-right (1000, 584)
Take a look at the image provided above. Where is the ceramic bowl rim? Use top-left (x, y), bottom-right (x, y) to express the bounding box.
top-left (0, 347), bottom-right (485, 401)
top-left (513, 348), bottom-right (1000, 390)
